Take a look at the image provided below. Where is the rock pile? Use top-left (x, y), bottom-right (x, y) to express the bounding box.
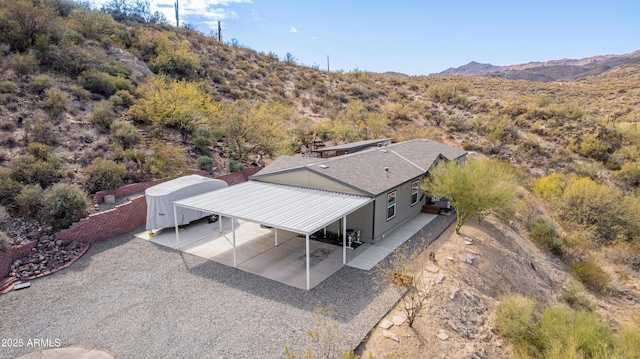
top-left (9, 235), bottom-right (85, 279)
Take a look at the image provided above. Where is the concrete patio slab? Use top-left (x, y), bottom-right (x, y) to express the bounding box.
top-left (136, 212), bottom-right (439, 289)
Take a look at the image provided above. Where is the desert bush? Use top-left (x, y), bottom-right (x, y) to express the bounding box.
top-left (41, 183), bottom-right (90, 229)
top-left (193, 135), bottom-right (212, 155)
top-left (526, 215), bottom-right (562, 255)
top-left (9, 51), bottom-right (38, 78)
top-left (25, 118), bottom-right (57, 145)
top-left (197, 156), bottom-right (214, 171)
top-left (67, 7), bottom-right (117, 40)
top-left (616, 161), bottom-right (640, 188)
top-left (85, 158), bottom-right (126, 191)
top-left (561, 280), bottom-right (592, 311)
top-left (532, 172), bottom-right (566, 202)
top-left (9, 154), bottom-right (60, 188)
top-left (580, 133), bottom-right (608, 161)
top-left (28, 74), bottom-right (55, 94)
top-left (571, 259), bottom-right (610, 293)
top-left (69, 84), bottom-right (91, 101)
top-left (15, 184), bottom-right (44, 218)
top-left (78, 69), bottom-right (133, 97)
top-left (430, 82), bottom-right (468, 105)
top-left (110, 120), bottom-right (141, 149)
top-left (42, 87), bottom-right (69, 120)
top-left (228, 160), bottom-right (244, 173)
top-left (494, 294), bottom-right (538, 349)
top-left (0, 169), bottom-right (21, 205)
top-left (143, 144), bottom-right (188, 179)
top-left (113, 89), bottom-right (134, 107)
top-left (537, 304), bottom-right (614, 358)
top-left (90, 100), bottom-right (117, 130)
top-left (0, 81), bottom-right (18, 94)
top-left (149, 46), bottom-right (201, 81)
top-left (557, 177), bottom-right (639, 244)
top-left (27, 142), bottom-right (53, 161)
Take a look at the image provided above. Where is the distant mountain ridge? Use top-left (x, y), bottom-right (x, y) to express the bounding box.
top-left (438, 50), bottom-right (640, 81)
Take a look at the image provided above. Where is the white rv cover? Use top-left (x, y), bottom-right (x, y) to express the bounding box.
top-left (145, 175), bottom-right (228, 230)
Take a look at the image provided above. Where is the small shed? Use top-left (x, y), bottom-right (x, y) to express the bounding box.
top-left (145, 175), bottom-right (228, 230)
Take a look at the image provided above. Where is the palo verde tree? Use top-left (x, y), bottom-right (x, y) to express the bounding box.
top-left (128, 76), bottom-right (219, 143)
top-left (422, 156), bottom-right (517, 233)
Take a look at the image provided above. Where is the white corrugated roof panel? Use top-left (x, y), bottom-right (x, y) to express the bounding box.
top-left (173, 181), bottom-right (373, 235)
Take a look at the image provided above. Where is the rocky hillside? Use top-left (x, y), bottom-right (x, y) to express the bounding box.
top-left (439, 50), bottom-right (640, 81)
top-left (0, 1), bottom-right (639, 357)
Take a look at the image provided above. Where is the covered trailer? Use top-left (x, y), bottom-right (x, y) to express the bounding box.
top-left (145, 175), bottom-right (228, 230)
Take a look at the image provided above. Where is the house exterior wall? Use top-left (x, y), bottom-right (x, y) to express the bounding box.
top-left (254, 170), bottom-right (366, 196)
top-left (371, 177), bottom-right (424, 243)
top-left (322, 202), bottom-right (374, 244)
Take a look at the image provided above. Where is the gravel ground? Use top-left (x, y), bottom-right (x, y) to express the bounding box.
top-left (0, 215), bottom-right (453, 359)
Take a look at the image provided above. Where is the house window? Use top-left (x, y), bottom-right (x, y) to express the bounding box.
top-left (387, 191), bottom-right (396, 220)
top-left (411, 180), bottom-right (419, 206)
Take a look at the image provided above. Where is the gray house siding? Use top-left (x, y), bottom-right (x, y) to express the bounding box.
top-left (324, 202), bottom-right (374, 244)
top-left (371, 177), bottom-right (424, 243)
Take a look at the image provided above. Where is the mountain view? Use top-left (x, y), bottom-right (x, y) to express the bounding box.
top-left (0, 1), bottom-right (639, 358)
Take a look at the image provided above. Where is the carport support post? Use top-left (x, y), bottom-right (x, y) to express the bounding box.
top-left (232, 218), bottom-right (237, 267)
top-left (173, 204), bottom-right (180, 249)
top-left (342, 215), bottom-right (347, 264)
top-left (274, 228), bottom-right (278, 247)
top-left (306, 233), bottom-right (310, 290)
top-left (219, 215), bottom-right (222, 233)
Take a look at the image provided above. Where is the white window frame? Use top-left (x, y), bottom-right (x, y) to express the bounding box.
top-left (387, 190), bottom-right (396, 221)
top-left (411, 180), bottom-right (419, 206)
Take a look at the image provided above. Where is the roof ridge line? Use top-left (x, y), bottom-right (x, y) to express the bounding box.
top-left (389, 149), bottom-right (427, 172)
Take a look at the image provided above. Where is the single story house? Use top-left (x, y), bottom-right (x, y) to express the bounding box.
top-left (172, 138), bottom-right (467, 289)
top-left (250, 138), bottom-right (467, 244)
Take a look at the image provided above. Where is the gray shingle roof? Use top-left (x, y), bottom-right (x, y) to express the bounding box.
top-left (254, 139), bottom-right (467, 196)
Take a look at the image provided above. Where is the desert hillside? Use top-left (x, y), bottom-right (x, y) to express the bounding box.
top-left (0, 1), bottom-right (639, 358)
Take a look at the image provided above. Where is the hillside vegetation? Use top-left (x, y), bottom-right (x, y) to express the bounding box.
top-left (0, 1), bottom-right (639, 356)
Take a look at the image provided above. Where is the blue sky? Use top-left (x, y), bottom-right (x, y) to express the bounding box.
top-left (94, 0), bottom-right (640, 75)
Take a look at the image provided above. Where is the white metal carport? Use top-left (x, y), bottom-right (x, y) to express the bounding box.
top-left (172, 181), bottom-right (373, 290)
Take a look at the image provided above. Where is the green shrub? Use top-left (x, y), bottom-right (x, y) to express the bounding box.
top-left (0, 81), bottom-right (18, 94)
top-left (0, 169), bottom-right (21, 205)
top-left (69, 84), bottom-right (91, 101)
top-left (110, 120), bottom-right (141, 149)
top-left (197, 156), bottom-right (214, 171)
top-left (617, 322), bottom-right (640, 358)
top-left (561, 280), bottom-right (592, 311)
top-left (571, 259), bottom-right (610, 293)
top-left (27, 142), bottom-right (53, 161)
top-left (616, 161), bottom-right (640, 188)
top-left (42, 88), bottom-right (69, 120)
top-left (494, 294), bottom-right (537, 348)
top-left (228, 160), bottom-right (244, 173)
top-left (9, 154), bottom-right (60, 188)
top-left (143, 144), bottom-right (188, 179)
top-left (557, 177), bottom-right (640, 244)
top-left (538, 304), bottom-right (614, 358)
top-left (85, 158), bottom-right (126, 191)
top-left (194, 135), bottom-right (212, 155)
top-left (580, 133), bottom-right (608, 161)
top-left (113, 89), bottom-right (134, 107)
top-left (532, 173), bottom-right (566, 202)
top-left (68, 8), bottom-right (117, 40)
top-left (41, 183), bottom-right (90, 229)
top-left (78, 69), bottom-right (133, 97)
top-left (9, 52), bottom-right (38, 78)
top-left (28, 74), bottom-right (55, 94)
top-left (15, 184), bottom-right (44, 218)
top-left (526, 216), bottom-right (562, 255)
top-left (90, 100), bottom-right (117, 130)
top-left (148, 44), bottom-right (202, 80)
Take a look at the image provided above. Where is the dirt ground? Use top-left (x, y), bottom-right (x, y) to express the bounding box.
top-left (356, 216), bottom-right (640, 358)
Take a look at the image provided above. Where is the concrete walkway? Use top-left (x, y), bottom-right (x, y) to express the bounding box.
top-left (347, 213), bottom-right (437, 270)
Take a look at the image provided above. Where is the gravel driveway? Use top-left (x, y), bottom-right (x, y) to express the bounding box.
top-left (0, 216), bottom-right (453, 359)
